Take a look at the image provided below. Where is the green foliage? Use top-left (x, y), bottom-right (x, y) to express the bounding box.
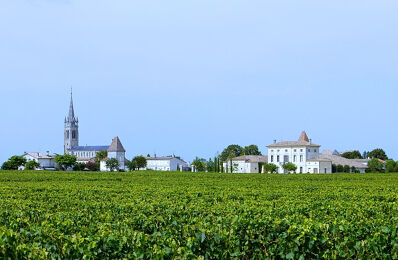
top-left (368, 158), bottom-right (384, 172)
top-left (206, 158), bottom-right (215, 172)
top-left (220, 145), bottom-right (243, 162)
top-left (192, 157), bottom-right (206, 172)
top-left (132, 156), bottom-right (147, 170)
top-left (343, 165), bottom-right (351, 173)
top-left (73, 162), bottom-right (86, 171)
top-left (105, 158), bottom-right (120, 172)
top-left (385, 160), bottom-right (397, 173)
top-left (1, 156), bottom-right (27, 170)
top-left (85, 162), bottom-right (99, 171)
top-left (242, 145), bottom-right (262, 156)
top-left (95, 150), bottom-right (108, 165)
top-left (341, 150), bottom-right (363, 159)
top-left (0, 172), bottom-right (398, 258)
top-left (54, 154), bottom-right (77, 170)
top-left (283, 162), bottom-right (297, 173)
top-left (336, 164), bottom-right (344, 173)
top-left (368, 149), bottom-right (388, 161)
top-left (264, 163), bottom-right (278, 173)
top-left (25, 160), bottom-right (41, 170)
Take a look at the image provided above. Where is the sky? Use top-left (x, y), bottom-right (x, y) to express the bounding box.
top-left (0, 0), bottom-right (397, 164)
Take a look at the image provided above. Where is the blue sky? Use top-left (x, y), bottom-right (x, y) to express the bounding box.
top-left (0, 0), bottom-right (397, 163)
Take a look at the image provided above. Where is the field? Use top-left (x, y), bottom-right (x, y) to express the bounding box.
top-left (0, 171), bottom-right (398, 258)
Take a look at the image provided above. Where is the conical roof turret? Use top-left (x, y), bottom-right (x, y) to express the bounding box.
top-left (108, 136), bottom-right (126, 152)
top-left (298, 131), bottom-right (310, 142)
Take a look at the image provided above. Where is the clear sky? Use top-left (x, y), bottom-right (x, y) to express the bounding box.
top-left (1, 0), bottom-right (397, 164)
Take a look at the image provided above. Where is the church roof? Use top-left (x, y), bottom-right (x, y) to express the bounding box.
top-left (66, 89), bottom-right (78, 124)
top-left (108, 136), bottom-right (126, 152)
top-left (70, 146), bottom-right (109, 151)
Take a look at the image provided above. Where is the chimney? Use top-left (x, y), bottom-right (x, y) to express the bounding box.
top-left (309, 139), bottom-right (312, 144)
top-left (273, 139), bottom-right (276, 144)
top-left (46, 151), bottom-right (50, 156)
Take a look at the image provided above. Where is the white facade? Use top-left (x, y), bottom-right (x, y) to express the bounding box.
top-left (146, 157), bottom-right (189, 171)
top-left (22, 152), bottom-right (57, 170)
top-left (100, 137), bottom-right (127, 172)
top-left (267, 131), bottom-right (332, 174)
top-left (223, 155), bottom-right (268, 173)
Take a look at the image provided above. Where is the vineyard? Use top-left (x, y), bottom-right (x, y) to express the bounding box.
top-left (0, 171), bottom-right (398, 258)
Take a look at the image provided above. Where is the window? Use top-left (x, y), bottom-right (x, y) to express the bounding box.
top-left (293, 155), bottom-right (296, 162)
top-left (277, 155), bottom-right (280, 162)
top-left (308, 149), bottom-right (310, 152)
top-left (294, 149), bottom-right (297, 152)
top-left (300, 149), bottom-right (303, 152)
top-left (300, 167), bottom-right (303, 173)
top-left (324, 168), bottom-right (327, 173)
top-left (300, 155), bottom-right (303, 162)
top-left (72, 131), bottom-right (76, 139)
top-left (285, 149), bottom-right (288, 152)
top-left (277, 150), bottom-right (280, 152)
top-left (314, 149), bottom-right (317, 152)
top-left (270, 155), bottom-right (274, 162)
top-left (66, 130), bottom-right (69, 139)
top-left (271, 150), bottom-right (274, 152)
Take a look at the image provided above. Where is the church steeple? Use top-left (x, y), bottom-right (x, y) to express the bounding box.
top-left (64, 88), bottom-right (79, 154)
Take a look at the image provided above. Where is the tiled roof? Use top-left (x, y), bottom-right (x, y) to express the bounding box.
top-left (299, 131), bottom-right (310, 142)
top-left (23, 152), bottom-right (55, 159)
top-left (267, 141), bottom-right (320, 148)
top-left (70, 146), bottom-right (109, 151)
top-left (229, 155), bottom-right (268, 163)
top-left (318, 154), bottom-right (368, 169)
top-left (108, 136), bottom-right (126, 152)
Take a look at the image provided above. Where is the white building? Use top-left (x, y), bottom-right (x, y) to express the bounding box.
top-left (223, 155), bottom-right (268, 173)
top-left (100, 136), bottom-right (127, 171)
top-left (21, 152), bottom-right (57, 170)
top-left (267, 131), bottom-right (332, 174)
top-left (145, 156), bottom-right (189, 171)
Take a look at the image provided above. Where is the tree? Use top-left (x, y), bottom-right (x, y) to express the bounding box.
top-left (220, 145), bottom-right (243, 162)
top-left (341, 151), bottom-right (363, 159)
top-left (368, 149), bottom-right (388, 161)
top-left (106, 158), bottom-right (120, 172)
top-left (206, 158), bottom-right (215, 172)
top-left (86, 161), bottom-right (99, 171)
top-left (95, 151), bottom-right (108, 165)
top-left (363, 151), bottom-right (369, 159)
top-left (336, 164), bottom-right (344, 173)
top-left (125, 160), bottom-right (135, 171)
top-left (192, 157), bottom-right (206, 172)
top-left (351, 166), bottom-right (357, 173)
top-left (1, 156), bottom-right (27, 170)
top-left (343, 165), bottom-right (351, 173)
top-left (133, 156), bottom-right (147, 170)
top-left (367, 158), bottom-right (384, 172)
top-left (283, 162), bottom-right (297, 173)
top-left (54, 154), bottom-right (77, 170)
top-left (332, 164), bottom-right (337, 173)
top-left (242, 145), bottom-right (262, 156)
top-left (264, 163), bottom-right (278, 173)
top-left (73, 162), bottom-right (86, 171)
top-left (385, 160), bottom-right (397, 173)
top-left (25, 160), bottom-right (41, 170)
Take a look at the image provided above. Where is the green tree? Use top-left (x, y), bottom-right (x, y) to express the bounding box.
top-left (54, 154), bottom-right (77, 170)
top-left (385, 160), bottom-right (397, 173)
top-left (220, 145), bottom-right (243, 162)
top-left (192, 157), bottom-right (206, 172)
top-left (73, 162), bottom-right (86, 171)
top-left (242, 145), bottom-right (262, 156)
top-left (367, 158), bottom-right (384, 172)
top-left (341, 151), bottom-right (363, 159)
top-left (264, 163), bottom-right (278, 173)
top-left (351, 166), bottom-right (357, 173)
top-left (283, 162), bottom-right (297, 173)
top-left (332, 164), bottom-right (337, 173)
top-left (1, 156), bottom-right (27, 170)
top-left (368, 149), bottom-right (388, 161)
top-left (25, 160), bottom-right (41, 170)
top-left (106, 158), bottom-right (120, 171)
top-left (336, 164), bottom-right (344, 173)
top-left (133, 156), bottom-right (147, 170)
top-left (206, 158), bottom-right (215, 172)
top-left (125, 159), bottom-right (134, 171)
top-left (343, 165), bottom-right (351, 173)
top-left (95, 150), bottom-right (108, 165)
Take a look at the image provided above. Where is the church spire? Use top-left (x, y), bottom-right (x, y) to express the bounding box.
top-left (68, 87), bottom-right (76, 122)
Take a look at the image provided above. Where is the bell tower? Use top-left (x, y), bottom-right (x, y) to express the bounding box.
top-left (64, 89), bottom-right (79, 154)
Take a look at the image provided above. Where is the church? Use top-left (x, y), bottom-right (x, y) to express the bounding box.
top-left (64, 91), bottom-right (126, 170)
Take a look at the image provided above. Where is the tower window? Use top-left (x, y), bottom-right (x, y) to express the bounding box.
top-left (66, 130), bottom-right (69, 139)
top-left (72, 131), bottom-right (76, 139)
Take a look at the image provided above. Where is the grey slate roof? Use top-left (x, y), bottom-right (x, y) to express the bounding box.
top-left (108, 136), bottom-right (126, 152)
top-left (229, 155), bottom-right (268, 163)
top-left (70, 146), bottom-right (109, 151)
